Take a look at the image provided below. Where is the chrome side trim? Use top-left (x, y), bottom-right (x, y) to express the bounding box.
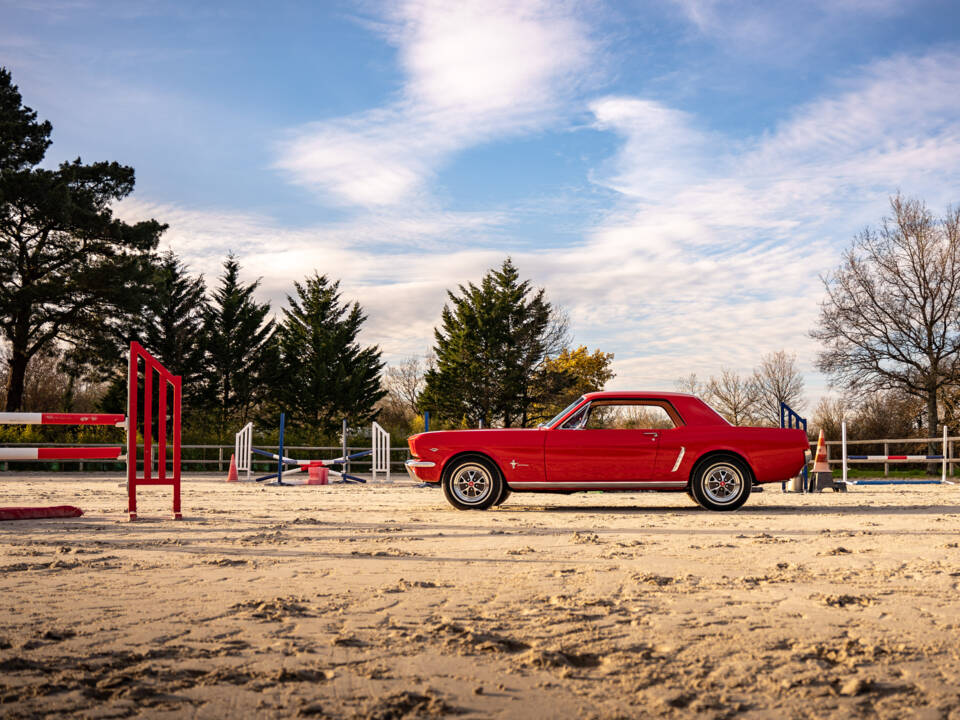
top-left (509, 481), bottom-right (687, 490)
top-left (405, 458), bottom-right (437, 482)
top-left (671, 447), bottom-right (685, 472)
top-left (405, 459), bottom-right (436, 468)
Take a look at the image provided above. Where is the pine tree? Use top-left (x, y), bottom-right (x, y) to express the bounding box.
top-left (0, 67), bottom-right (165, 411)
top-left (96, 251), bottom-right (208, 415)
top-left (276, 273), bottom-right (385, 438)
top-left (421, 258), bottom-right (567, 427)
top-left (142, 251), bottom-right (207, 392)
top-left (200, 255), bottom-right (275, 440)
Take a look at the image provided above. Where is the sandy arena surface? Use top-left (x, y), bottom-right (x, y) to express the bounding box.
top-left (2, 475), bottom-right (960, 719)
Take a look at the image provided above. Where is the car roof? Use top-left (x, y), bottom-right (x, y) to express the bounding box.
top-left (576, 391), bottom-right (729, 427)
top-left (582, 391), bottom-right (695, 400)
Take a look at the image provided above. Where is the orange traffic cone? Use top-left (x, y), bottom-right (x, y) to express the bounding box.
top-left (812, 429), bottom-right (830, 473)
top-left (226, 453), bottom-right (238, 483)
top-left (810, 429), bottom-right (843, 492)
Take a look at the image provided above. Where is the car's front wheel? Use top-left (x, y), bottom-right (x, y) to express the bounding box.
top-left (442, 455), bottom-right (503, 511)
top-left (690, 455), bottom-right (752, 511)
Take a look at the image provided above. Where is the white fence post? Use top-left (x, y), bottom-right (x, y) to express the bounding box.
top-left (372, 422), bottom-right (390, 483)
top-left (235, 422), bottom-right (253, 481)
top-left (842, 421), bottom-right (847, 486)
top-left (943, 425), bottom-right (948, 484)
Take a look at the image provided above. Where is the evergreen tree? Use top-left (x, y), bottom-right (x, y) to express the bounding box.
top-left (200, 255), bottom-right (275, 440)
top-left (276, 273), bottom-right (385, 437)
top-left (97, 251), bottom-right (208, 415)
top-left (142, 251), bottom-right (207, 391)
top-left (0, 67), bottom-right (165, 410)
top-left (421, 258), bottom-right (567, 427)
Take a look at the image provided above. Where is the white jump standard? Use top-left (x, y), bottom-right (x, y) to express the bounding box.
top-left (233, 416), bottom-right (389, 485)
top-left (841, 422), bottom-right (952, 486)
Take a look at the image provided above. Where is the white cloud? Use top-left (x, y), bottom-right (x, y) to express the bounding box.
top-left (670, 0), bottom-right (909, 58)
top-left (122, 50), bottom-right (960, 415)
top-left (580, 51), bottom-right (960, 405)
top-left (274, 0), bottom-right (597, 206)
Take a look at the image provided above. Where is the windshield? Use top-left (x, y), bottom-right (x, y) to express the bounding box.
top-left (539, 396), bottom-right (585, 428)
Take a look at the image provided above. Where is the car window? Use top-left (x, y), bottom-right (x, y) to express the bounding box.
top-left (583, 402), bottom-right (677, 430)
top-left (543, 396), bottom-right (585, 428)
top-left (561, 404), bottom-right (590, 429)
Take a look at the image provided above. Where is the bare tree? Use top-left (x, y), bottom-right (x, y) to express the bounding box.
top-left (753, 350), bottom-right (805, 426)
top-left (383, 355), bottom-right (433, 417)
top-left (0, 343), bottom-right (104, 413)
top-left (852, 391), bottom-right (922, 443)
top-left (812, 194), bottom-right (960, 467)
top-left (811, 395), bottom-right (846, 441)
top-left (377, 355), bottom-right (434, 433)
top-left (707, 368), bottom-right (760, 425)
top-left (675, 373), bottom-right (710, 399)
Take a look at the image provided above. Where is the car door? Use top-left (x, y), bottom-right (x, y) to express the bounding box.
top-left (544, 400), bottom-right (669, 483)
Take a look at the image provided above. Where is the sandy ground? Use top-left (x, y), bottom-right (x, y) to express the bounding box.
top-left (1, 475), bottom-right (960, 719)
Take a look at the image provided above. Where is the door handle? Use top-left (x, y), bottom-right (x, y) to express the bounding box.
top-left (643, 431), bottom-right (658, 439)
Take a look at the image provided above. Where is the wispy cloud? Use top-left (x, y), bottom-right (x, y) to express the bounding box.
top-left (670, 0), bottom-right (908, 57)
top-left (121, 50), bottom-right (960, 410)
top-left (274, 0), bottom-right (598, 206)
top-left (579, 50), bottom-right (960, 399)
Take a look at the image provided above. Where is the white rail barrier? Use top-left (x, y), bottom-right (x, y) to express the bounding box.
top-left (372, 422), bottom-right (391, 483)
top-left (235, 422), bottom-right (253, 481)
top-left (842, 422), bottom-right (949, 486)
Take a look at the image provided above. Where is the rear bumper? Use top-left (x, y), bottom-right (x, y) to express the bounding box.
top-left (405, 459), bottom-right (437, 482)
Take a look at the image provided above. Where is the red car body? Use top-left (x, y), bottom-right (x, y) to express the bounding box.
top-left (406, 392), bottom-right (808, 502)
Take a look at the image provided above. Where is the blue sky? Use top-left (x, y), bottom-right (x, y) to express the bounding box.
top-left (4, 0), bottom-right (960, 409)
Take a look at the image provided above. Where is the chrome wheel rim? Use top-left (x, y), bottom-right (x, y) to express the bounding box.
top-left (703, 463), bottom-right (743, 504)
top-left (451, 463), bottom-right (492, 504)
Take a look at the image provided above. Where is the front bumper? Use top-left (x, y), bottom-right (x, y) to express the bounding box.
top-left (405, 458), bottom-right (436, 482)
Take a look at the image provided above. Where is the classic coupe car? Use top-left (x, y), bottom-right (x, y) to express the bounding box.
top-left (405, 392), bottom-right (809, 511)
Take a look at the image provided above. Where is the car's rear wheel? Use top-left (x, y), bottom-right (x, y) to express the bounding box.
top-left (442, 455), bottom-right (503, 511)
top-left (690, 455), bottom-right (752, 511)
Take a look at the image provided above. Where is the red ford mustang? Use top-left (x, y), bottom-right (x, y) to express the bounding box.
top-left (406, 391), bottom-right (809, 511)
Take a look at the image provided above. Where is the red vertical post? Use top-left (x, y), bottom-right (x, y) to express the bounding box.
top-left (158, 378), bottom-right (167, 483)
top-left (173, 376), bottom-right (182, 519)
top-left (127, 345), bottom-right (138, 520)
top-left (144, 364), bottom-right (152, 482)
top-left (127, 341), bottom-right (183, 521)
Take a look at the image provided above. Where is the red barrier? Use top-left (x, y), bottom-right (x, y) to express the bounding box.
top-left (0, 506), bottom-right (84, 521)
top-left (1, 342), bottom-right (183, 521)
top-left (0, 447), bottom-right (123, 461)
top-left (0, 412), bottom-right (125, 426)
top-left (127, 341), bottom-right (182, 521)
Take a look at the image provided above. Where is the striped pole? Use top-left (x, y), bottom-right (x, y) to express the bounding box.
top-left (0, 413), bottom-right (125, 426)
top-left (0, 447), bottom-right (123, 461)
top-left (846, 454), bottom-right (945, 460)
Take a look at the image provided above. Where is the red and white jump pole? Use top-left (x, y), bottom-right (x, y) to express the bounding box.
top-left (0, 342), bottom-right (183, 521)
top-left (0, 413), bottom-right (126, 462)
